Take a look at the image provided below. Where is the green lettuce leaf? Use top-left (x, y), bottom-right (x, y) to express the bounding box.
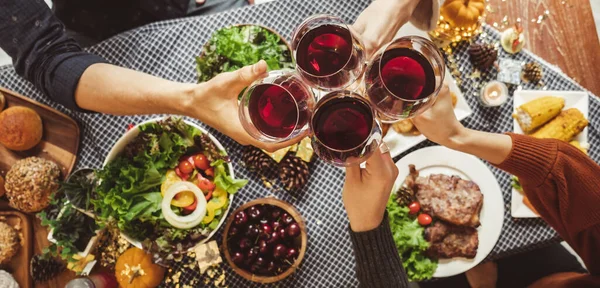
top-left (211, 159), bottom-right (248, 194)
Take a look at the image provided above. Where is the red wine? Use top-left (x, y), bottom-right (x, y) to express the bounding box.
top-left (366, 47), bottom-right (436, 118)
top-left (312, 96), bottom-right (373, 151)
top-left (248, 83), bottom-right (309, 138)
top-left (295, 24), bottom-right (361, 89)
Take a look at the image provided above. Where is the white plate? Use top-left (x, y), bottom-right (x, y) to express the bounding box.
top-left (393, 146), bottom-right (504, 278)
top-left (511, 90), bottom-right (589, 218)
top-left (103, 117), bottom-right (236, 250)
top-left (384, 23), bottom-right (473, 158)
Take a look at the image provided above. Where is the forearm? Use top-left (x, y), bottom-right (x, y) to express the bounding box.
top-left (349, 213), bottom-right (408, 288)
top-left (446, 128), bottom-right (513, 165)
top-left (75, 63), bottom-right (197, 116)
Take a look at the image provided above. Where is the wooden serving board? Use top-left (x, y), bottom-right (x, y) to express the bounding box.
top-left (0, 87), bottom-right (80, 288)
top-left (0, 87), bottom-right (80, 179)
top-left (0, 210), bottom-right (33, 288)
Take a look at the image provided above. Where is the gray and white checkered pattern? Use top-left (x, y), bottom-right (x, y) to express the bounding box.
top-left (0, 0), bottom-right (597, 286)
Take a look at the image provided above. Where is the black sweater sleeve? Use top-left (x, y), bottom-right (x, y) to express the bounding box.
top-left (349, 212), bottom-right (409, 288)
top-left (0, 0), bottom-right (106, 110)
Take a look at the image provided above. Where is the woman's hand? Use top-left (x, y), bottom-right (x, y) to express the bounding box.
top-left (189, 60), bottom-right (305, 152)
top-left (411, 84), bottom-right (465, 147)
top-left (352, 0), bottom-right (421, 57)
top-left (343, 144), bottom-right (399, 232)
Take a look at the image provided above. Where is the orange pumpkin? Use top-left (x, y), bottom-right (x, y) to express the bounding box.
top-left (115, 248), bottom-right (165, 288)
top-left (441, 0), bottom-right (486, 28)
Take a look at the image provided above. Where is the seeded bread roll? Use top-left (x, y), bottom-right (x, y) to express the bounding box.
top-left (0, 222), bottom-right (20, 266)
top-left (0, 106), bottom-right (43, 151)
top-left (5, 157), bottom-right (60, 212)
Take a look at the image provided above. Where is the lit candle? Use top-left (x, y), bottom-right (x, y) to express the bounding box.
top-left (479, 81), bottom-right (508, 107)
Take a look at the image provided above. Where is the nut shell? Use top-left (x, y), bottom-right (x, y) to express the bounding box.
top-left (0, 106), bottom-right (43, 151)
top-left (5, 157), bottom-right (60, 212)
top-left (0, 222), bottom-right (20, 265)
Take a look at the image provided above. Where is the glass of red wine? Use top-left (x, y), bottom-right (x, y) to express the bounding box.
top-left (291, 14), bottom-right (365, 91)
top-left (239, 70), bottom-right (316, 143)
top-left (310, 90), bottom-right (382, 166)
top-left (365, 36), bottom-right (445, 123)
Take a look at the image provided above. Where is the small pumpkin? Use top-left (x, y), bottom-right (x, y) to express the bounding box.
top-left (441, 0), bottom-right (486, 28)
top-left (115, 248), bottom-right (165, 288)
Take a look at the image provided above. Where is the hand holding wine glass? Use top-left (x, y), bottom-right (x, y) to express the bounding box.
top-left (343, 144), bottom-right (398, 232)
top-left (190, 60), bottom-right (303, 152)
top-left (352, 0), bottom-right (420, 57)
top-left (411, 84), bottom-right (464, 147)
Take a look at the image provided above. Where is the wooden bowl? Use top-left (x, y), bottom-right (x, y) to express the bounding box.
top-left (222, 198), bottom-right (307, 284)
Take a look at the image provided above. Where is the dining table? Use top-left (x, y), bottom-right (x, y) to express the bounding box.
top-left (0, 0), bottom-right (598, 287)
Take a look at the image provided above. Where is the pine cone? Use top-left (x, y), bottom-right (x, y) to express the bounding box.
top-left (467, 43), bottom-right (498, 70)
top-left (395, 186), bottom-right (414, 206)
top-left (278, 156), bottom-right (309, 191)
top-left (522, 62), bottom-right (543, 83)
top-left (30, 254), bottom-right (65, 283)
top-left (242, 146), bottom-right (275, 172)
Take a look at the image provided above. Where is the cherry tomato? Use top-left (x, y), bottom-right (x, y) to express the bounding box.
top-left (174, 167), bottom-right (190, 180)
top-left (408, 202), bottom-right (420, 215)
top-left (197, 174), bottom-right (216, 191)
top-left (186, 156), bottom-right (195, 166)
top-left (178, 160), bottom-right (194, 174)
top-left (193, 154), bottom-right (210, 170)
top-left (205, 168), bottom-right (214, 177)
top-left (418, 214), bottom-right (432, 226)
top-left (183, 198), bottom-right (198, 212)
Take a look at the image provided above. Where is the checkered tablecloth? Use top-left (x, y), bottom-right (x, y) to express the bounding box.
top-left (0, 0), bottom-right (598, 286)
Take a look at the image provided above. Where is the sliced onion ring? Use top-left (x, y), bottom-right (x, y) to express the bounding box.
top-left (162, 181), bottom-right (207, 229)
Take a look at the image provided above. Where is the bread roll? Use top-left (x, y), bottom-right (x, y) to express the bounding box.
top-left (0, 106), bottom-right (43, 151)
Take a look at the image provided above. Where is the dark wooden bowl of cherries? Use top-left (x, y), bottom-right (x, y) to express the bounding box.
top-left (222, 198), bottom-right (307, 283)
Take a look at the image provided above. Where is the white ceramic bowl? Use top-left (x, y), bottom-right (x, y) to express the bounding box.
top-left (103, 117), bottom-right (236, 250)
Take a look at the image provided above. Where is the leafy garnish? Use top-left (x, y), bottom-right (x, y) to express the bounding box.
top-left (195, 25), bottom-right (293, 83)
top-left (387, 196), bottom-right (437, 281)
top-left (511, 176), bottom-right (523, 192)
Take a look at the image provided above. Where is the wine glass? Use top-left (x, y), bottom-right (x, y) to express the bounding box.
top-left (364, 36), bottom-right (445, 123)
top-left (239, 70), bottom-right (316, 143)
top-left (309, 90), bottom-right (382, 166)
top-left (291, 14), bottom-right (366, 91)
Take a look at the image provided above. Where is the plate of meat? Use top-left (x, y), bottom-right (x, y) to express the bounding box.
top-left (393, 146), bottom-right (504, 278)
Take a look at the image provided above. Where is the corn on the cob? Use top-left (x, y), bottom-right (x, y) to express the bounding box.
top-left (569, 140), bottom-right (589, 155)
top-left (513, 96), bottom-right (565, 133)
top-left (532, 108), bottom-right (588, 141)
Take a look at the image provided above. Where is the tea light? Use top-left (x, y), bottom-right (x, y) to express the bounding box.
top-left (480, 81), bottom-right (508, 107)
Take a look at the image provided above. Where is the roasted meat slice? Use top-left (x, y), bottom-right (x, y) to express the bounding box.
top-left (414, 173), bottom-right (483, 227)
top-left (425, 221), bottom-right (479, 259)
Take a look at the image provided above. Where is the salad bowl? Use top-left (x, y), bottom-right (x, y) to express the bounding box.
top-left (102, 117), bottom-right (239, 252)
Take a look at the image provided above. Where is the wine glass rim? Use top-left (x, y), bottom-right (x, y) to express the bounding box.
top-left (293, 14), bottom-right (358, 79)
top-left (376, 36), bottom-right (445, 103)
top-left (242, 77), bottom-right (302, 141)
top-left (310, 91), bottom-right (377, 153)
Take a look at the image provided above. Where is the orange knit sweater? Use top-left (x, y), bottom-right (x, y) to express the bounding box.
top-left (496, 134), bottom-right (600, 287)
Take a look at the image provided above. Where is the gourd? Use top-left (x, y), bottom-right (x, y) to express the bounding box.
top-left (441, 0), bottom-right (486, 28)
top-left (115, 248), bottom-right (165, 288)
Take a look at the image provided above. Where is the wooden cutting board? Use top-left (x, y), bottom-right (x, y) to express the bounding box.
top-left (0, 87), bottom-right (80, 288)
top-left (0, 87), bottom-right (80, 179)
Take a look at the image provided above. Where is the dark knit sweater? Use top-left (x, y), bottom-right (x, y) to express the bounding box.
top-left (349, 213), bottom-right (408, 288)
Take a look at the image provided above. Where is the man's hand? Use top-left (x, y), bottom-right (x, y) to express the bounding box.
top-left (352, 0), bottom-right (420, 57)
top-left (191, 60), bottom-right (304, 152)
top-left (343, 144), bottom-right (399, 232)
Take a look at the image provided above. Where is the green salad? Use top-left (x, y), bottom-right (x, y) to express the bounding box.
top-left (195, 25), bottom-right (294, 83)
top-left (387, 195), bottom-right (438, 281)
top-left (93, 117), bottom-right (247, 259)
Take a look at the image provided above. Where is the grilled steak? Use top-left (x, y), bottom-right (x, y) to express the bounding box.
top-left (425, 221), bottom-right (479, 259)
top-left (407, 167), bottom-right (483, 227)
